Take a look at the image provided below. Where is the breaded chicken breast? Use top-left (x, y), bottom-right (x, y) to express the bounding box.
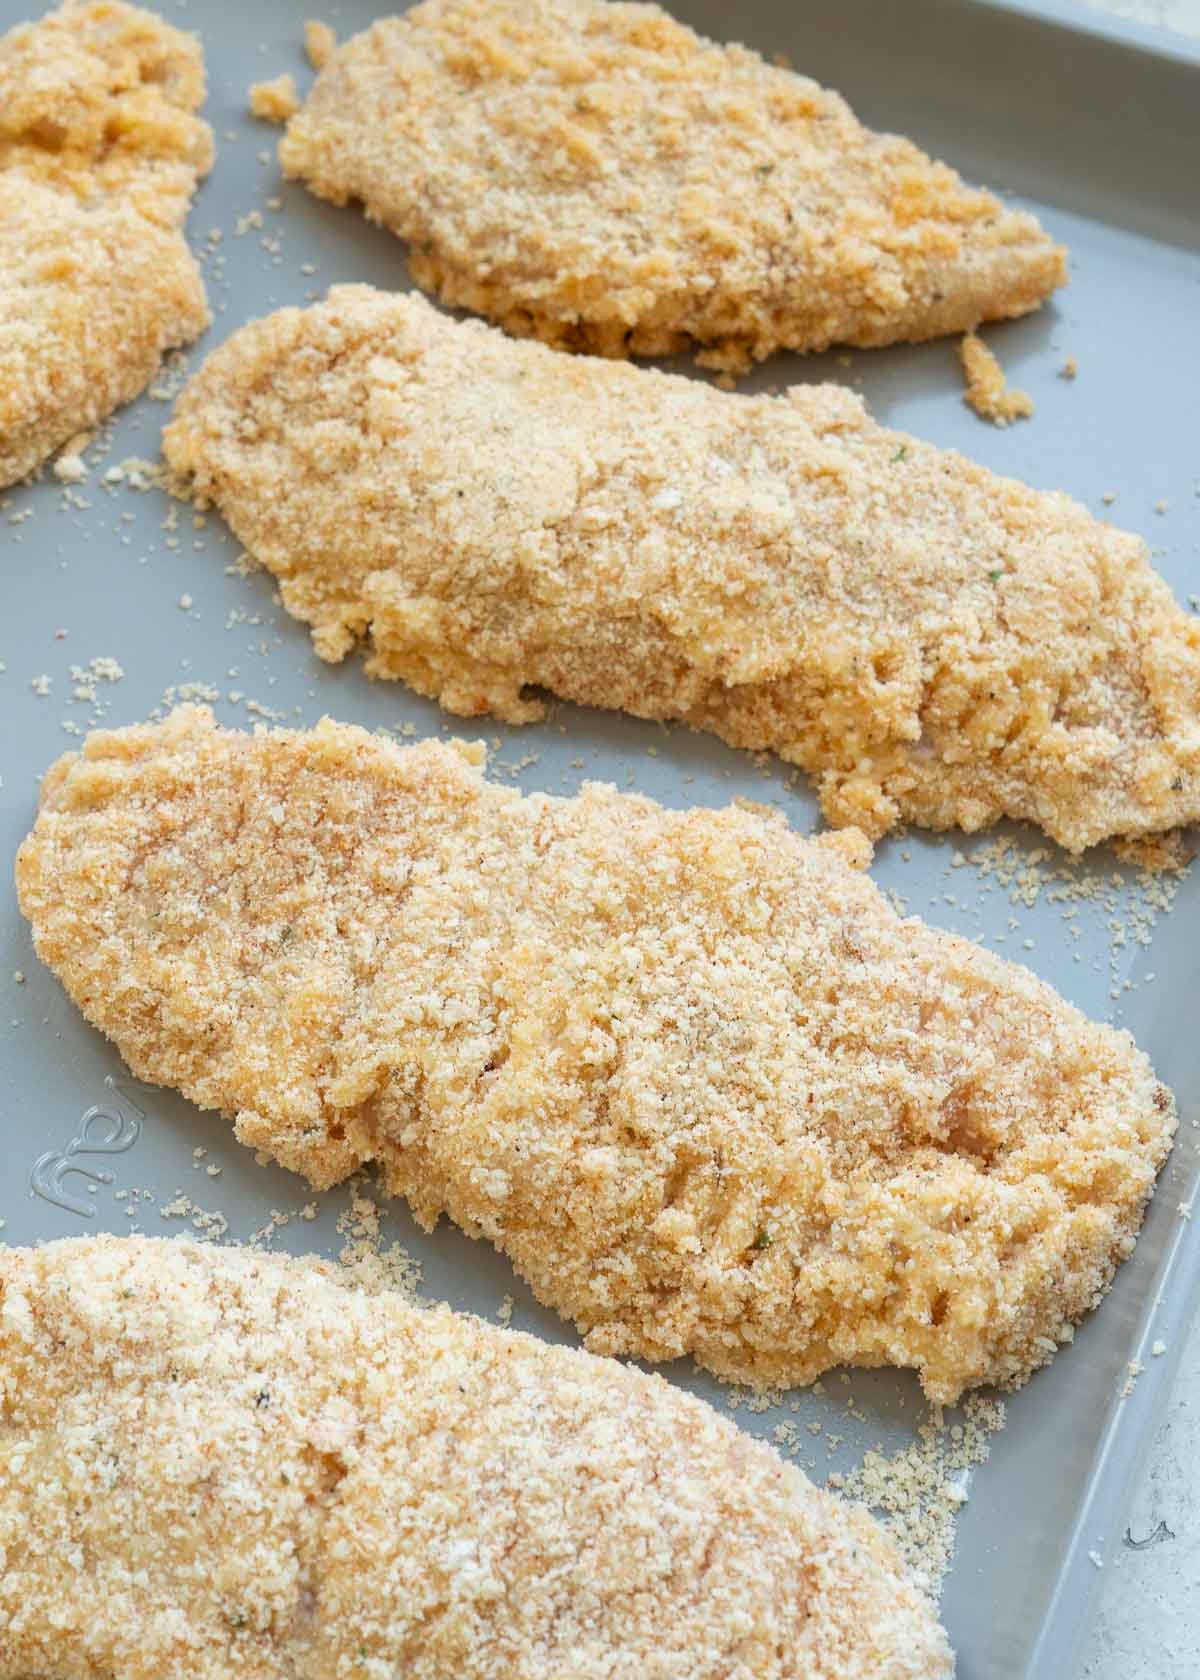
top-left (276, 0), bottom-right (1065, 370)
top-left (164, 288), bottom-right (1200, 852)
top-left (16, 709), bottom-right (1176, 1403)
top-left (0, 1237), bottom-right (953, 1680)
top-left (0, 0), bottom-right (212, 488)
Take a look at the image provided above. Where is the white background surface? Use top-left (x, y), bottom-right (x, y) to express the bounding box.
top-left (1077, 6), bottom-right (1200, 1675)
top-left (1084, 0), bottom-right (1200, 32)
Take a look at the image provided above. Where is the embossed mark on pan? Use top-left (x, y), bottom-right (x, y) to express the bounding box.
top-left (30, 1075), bottom-right (150, 1218)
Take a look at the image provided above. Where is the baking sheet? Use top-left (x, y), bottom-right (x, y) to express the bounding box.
top-left (1, 1), bottom-right (1198, 1675)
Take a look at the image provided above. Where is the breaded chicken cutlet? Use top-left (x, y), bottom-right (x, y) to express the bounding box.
top-left (0, 1238), bottom-right (952, 1680)
top-left (16, 709), bottom-right (1177, 1404)
top-left (164, 288), bottom-right (1200, 853)
top-left (0, 0), bottom-right (212, 488)
top-left (274, 0), bottom-right (1065, 370)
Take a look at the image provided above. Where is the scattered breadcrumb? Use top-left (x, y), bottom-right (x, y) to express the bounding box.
top-left (332, 1190), bottom-right (423, 1299)
top-left (832, 1397), bottom-right (1006, 1596)
top-left (165, 286), bottom-right (1200, 853)
top-left (1059, 355), bottom-right (1078, 379)
top-left (147, 347), bottom-right (196, 405)
top-left (304, 17), bottom-right (336, 68)
top-left (105, 454), bottom-right (177, 496)
top-left (952, 828), bottom-right (1188, 1020)
top-left (52, 433), bottom-right (94, 484)
top-left (275, 0), bottom-right (1064, 370)
top-left (16, 706), bottom-right (1177, 1405)
top-left (157, 1190), bottom-right (229, 1241)
top-left (959, 332), bottom-right (1034, 426)
top-left (0, 1237), bottom-right (952, 1678)
top-left (966, 833), bottom-right (1188, 936)
top-left (249, 71), bottom-right (300, 123)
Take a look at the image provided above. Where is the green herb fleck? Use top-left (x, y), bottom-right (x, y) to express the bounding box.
top-left (755, 161), bottom-right (776, 177)
top-left (751, 1228), bottom-right (772, 1251)
top-left (989, 568), bottom-right (1005, 581)
top-left (890, 445), bottom-right (907, 463)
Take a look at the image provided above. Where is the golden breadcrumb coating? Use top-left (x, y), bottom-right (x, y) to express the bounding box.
top-left (249, 72), bottom-right (300, 123)
top-left (304, 17), bottom-right (337, 70)
top-left (0, 1238), bottom-right (952, 1680)
top-left (0, 0), bottom-right (212, 487)
top-left (959, 332), bottom-right (1033, 427)
top-left (16, 709), bottom-right (1176, 1403)
top-left (0, 175), bottom-right (208, 488)
top-left (0, 0), bottom-right (213, 222)
top-left (275, 0), bottom-right (1065, 371)
top-left (164, 287), bottom-right (1200, 853)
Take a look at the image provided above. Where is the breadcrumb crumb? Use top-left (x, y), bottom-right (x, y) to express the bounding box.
top-left (249, 71), bottom-right (300, 123)
top-left (304, 17), bottom-right (336, 68)
top-left (52, 450), bottom-right (87, 485)
top-left (959, 332), bottom-right (1034, 426)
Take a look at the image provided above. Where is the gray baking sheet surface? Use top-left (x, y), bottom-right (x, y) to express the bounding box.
top-left (1, 1), bottom-right (1198, 1676)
